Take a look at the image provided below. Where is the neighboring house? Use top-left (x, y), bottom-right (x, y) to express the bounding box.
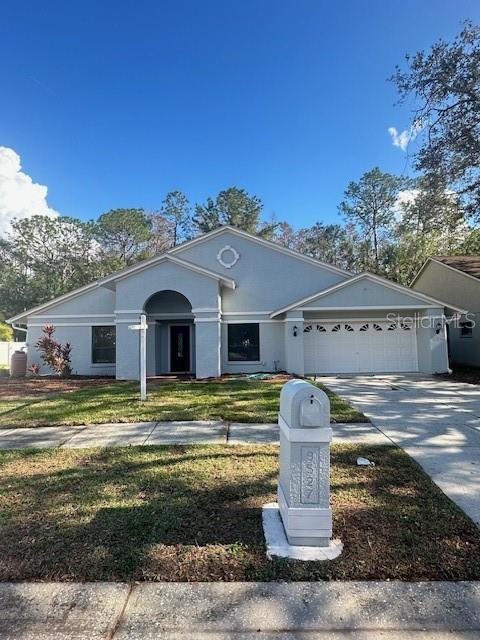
top-left (8, 226), bottom-right (460, 379)
top-left (412, 256), bottom-right (479, 366)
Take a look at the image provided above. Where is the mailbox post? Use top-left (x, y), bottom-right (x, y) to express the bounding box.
top-left (278, 378), bottom-right (333, 547)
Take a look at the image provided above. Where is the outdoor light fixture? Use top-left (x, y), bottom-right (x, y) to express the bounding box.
top-left (293, 325), bottom-right (298, 337)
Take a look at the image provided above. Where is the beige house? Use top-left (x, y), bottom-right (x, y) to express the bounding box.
top-left (412, 256), bottom-right (480, 366)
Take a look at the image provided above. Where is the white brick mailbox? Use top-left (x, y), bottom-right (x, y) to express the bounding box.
top-left (278, 378), bottom-right (333, 547)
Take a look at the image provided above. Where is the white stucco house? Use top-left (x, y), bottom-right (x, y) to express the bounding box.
top-left (8, 226), bottom-right (461, 379)
top-left (412, 256), bottom-right (479, 366)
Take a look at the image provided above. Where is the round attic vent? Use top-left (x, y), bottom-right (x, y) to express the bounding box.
top-left (216, 245), bottom-right (240, 269)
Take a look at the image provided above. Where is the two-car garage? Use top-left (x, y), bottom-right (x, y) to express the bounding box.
top-left (272, 272), bottom-right (456, 376)
top-left (303, 320), bottom-right (418, 374)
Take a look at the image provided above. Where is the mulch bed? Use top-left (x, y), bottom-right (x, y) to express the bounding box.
top-left (0, 376), bottom-right (115, 400)
top-left (0, 373), bottom-right (293, 399)
top-left (438, 365), bottom-right (480, 386)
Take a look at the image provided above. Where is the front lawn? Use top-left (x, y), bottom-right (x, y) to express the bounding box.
top-left (0, 377), bottom-right (366, 427)
top-left (0, 444), bottom-right (479, 581)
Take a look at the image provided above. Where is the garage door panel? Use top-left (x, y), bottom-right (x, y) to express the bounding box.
top-left (304, 321), bottom-right (418, 374)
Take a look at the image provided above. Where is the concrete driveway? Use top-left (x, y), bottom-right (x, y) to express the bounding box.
top-left (322, 374), bottom-right (480, 527)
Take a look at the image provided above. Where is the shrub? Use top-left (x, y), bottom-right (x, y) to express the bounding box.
top-left (0, 322), bottom-right (13, 341)
top-left (35, 324), bottom-right (72, 377)
top-left (28, 363), bottom-right (41, 376)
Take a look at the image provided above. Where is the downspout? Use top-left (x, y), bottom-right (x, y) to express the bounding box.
top-left (11, 323), bottom-right (27, 335)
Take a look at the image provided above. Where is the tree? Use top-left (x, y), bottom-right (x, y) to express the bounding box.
top-left (159, 191), bottom-right (192, 246)
top-left (0, 215), bottom-right (101, 318)
top-left (297, 223), bottom-right (354, 270)
top-left (397, 176), bottom-right (464, 238)
top-left (0, 321), bottom-right (13, 341)
top-left (148, 211), bottom-right (176, 255)
top-left (339, 168), bottom-right (406, 272)
top-left (461, 228), bottom-right (480, 254)
top-left (193, 197), bottom-right (221, 233)
top-left (194, 187), bottom-right (263, 233)
top-left (392, 178), bottom-right (467, 284)
top-left (392, 21), bottom-right (480, 216)
top-left (95, 208), bottom-right (152, 267)
top-left (268, 221), bottom-right (302, 251)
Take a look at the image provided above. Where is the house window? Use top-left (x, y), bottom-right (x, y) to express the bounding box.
top-left (227, 324), bottom-right (260, 361)
top-left (92, 326), bottom-right (116, 363)
top-left (460, 321), bottom-right (474, 338)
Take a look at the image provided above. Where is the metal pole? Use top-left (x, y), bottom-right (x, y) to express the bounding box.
top-left (140, 314), bottom-right (147, 401)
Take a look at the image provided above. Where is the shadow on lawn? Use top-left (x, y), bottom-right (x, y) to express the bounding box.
top-left (1, 445), bottom-right (480, 582)
top-left (1, 380), bottom-right (285, 426)
top-left (0, 379), bottom-right (365, 427)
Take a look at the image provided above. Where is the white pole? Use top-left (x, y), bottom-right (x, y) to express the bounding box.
top-left (140, 314), bottom-right (147, 401)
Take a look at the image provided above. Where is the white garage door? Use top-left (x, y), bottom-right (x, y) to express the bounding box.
top-left (303, 320), bottom-right (418, 374)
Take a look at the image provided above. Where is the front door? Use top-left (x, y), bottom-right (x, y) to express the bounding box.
top-left (170, 325), bottom-right (190, 372)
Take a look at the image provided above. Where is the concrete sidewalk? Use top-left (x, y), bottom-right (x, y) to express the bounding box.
top-left (1, 581), bottom-right (479, 639)
top-left (0, 420), bottom-right (388, 449)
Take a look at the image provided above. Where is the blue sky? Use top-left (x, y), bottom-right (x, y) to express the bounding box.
top-left (1, 0), bottom-right (479, 231)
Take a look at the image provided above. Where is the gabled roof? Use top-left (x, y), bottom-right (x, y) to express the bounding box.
top-left (8, 254), bottom-right (235, 324)
top-left (411, 256), bottom-right (480, 287)
top-left (270, 272), bottom-right (465, 318)
top-left (7, 281), bottom-right (101, 324)
top-left (98, 254), bottom-right (236, 289)
top-left (169, 225), bottom-right (352, 277)
top-left (8, 224), bottom-right (350, 324)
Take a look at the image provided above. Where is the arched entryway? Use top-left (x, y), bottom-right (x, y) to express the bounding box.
top-left (144, 290), bottom-right (195, 375)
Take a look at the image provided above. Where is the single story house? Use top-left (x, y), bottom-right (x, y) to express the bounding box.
top-left (412, 256), bottom-right (479, 366)
top-left (8, 226), bottom-right (461, 379)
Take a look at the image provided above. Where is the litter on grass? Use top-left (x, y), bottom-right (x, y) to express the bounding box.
top-left (357, 456), bottom-right (375, 467)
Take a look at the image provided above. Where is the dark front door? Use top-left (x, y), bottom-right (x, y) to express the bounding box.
top-left (170, 325), bottom-right (190, 372)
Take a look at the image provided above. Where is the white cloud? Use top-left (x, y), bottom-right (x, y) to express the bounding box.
top-left (392, 189), bottom-right (419, 219)
top-left (388, 122), bottom-right (423, 152)
top-left (396, 188), bottom-right (419, 207)
top-left (0, 146), bottom-right (59, 237)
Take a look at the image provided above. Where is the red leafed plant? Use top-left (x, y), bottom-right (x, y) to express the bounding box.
top-left (28, 362), bottom-right (42, 375)
top-left (35, 324), bottom-right (72, 377)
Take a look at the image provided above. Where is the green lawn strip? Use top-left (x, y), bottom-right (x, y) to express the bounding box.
top-left (0, 443), bottom-right (478, 581)
top-left (0, 379), bottom-right (366, 427)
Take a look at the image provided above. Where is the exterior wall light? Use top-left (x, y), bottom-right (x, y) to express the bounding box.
top-left (293, 325), bottom-right (298, 337)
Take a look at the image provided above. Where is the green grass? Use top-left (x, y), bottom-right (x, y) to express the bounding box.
top-left (0, 443), bottom-right (479, 581)
top-left (0, 379), bottom-right (366, 427)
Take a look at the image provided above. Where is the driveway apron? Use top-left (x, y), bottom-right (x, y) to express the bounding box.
top-left (322, 374), bottom-right (480, 527)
